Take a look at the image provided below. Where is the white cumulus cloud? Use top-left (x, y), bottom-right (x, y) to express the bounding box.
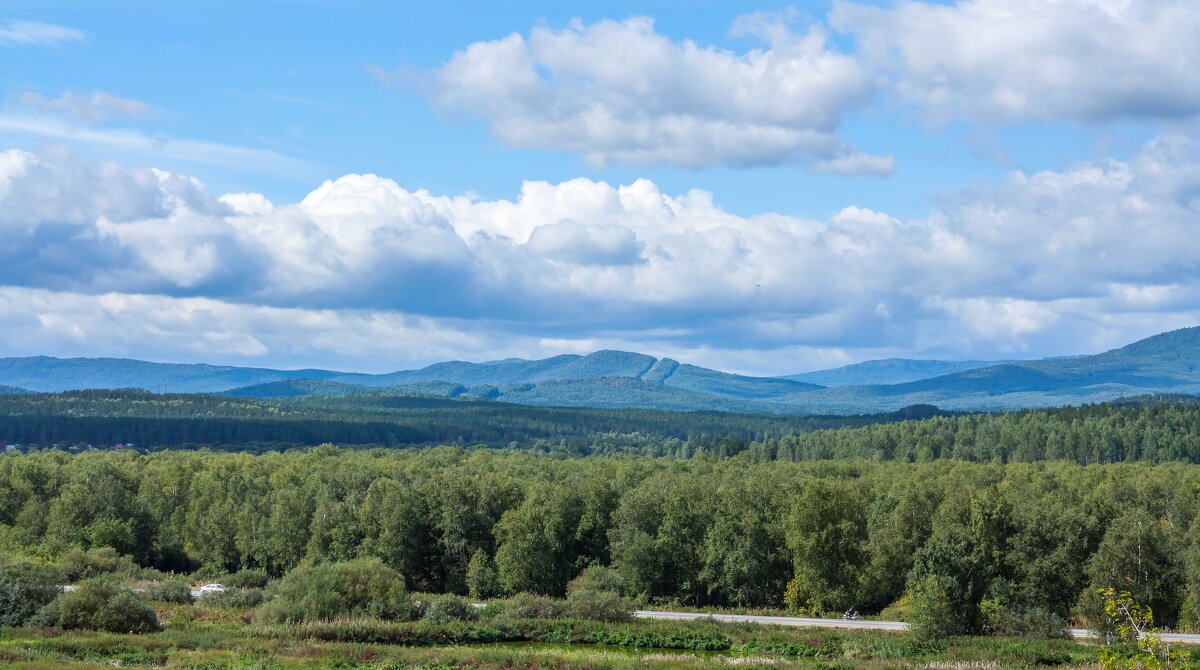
top-left (389, 15), bottom-right (888, 172)
top-left (2, 141), bottom-right (1200, 368)
top-left (831, 0), bottom-right (1200, 123)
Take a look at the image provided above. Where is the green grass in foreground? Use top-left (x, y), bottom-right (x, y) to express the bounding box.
top-left (0, 606), bottom-right (1099, 670)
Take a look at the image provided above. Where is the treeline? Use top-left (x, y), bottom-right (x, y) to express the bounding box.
top-left (5, 390), bottom-right (1200, 466)
top-left (0, 389), bottom-right (941, 453)
top-left (2, 447), bottom-right (1198, 633)
top-left (752, 401), bottom-right (1200, 464)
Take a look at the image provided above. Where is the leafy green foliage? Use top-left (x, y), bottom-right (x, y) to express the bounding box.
top-left (223, 568), bottom-right (270, 589)
top-left (564, 588), bottom-right (633, 622)
top-left (492, 592), bottom-right (565, 619)
top-left (140, 579), bottom-right (192, 603)
top-left (783, 479), bottom-right (866, 614)
top-left (985, 605), bottom-right (1070, 639)
top-left (567, 565), bottom-right (626, 596)
top-left (0, 561), bottom-right (59, 626)
top-left (907, 574), bottom-right (965, 641)
top-left (466, 549), bottom-right (500, 599)
top-left (3, 444), bottom-right (1200, 627)
top-left (199, 586), bottom-right (267, 608)
top-left (1097, 588), bottom-right (1193, 670)
top-left (257, 558), bottom-right (409, 623)
top-left (421, 595), bottom-right (478, 623)
top-left (37, 578), bottom-right (160, 633)
top-left (1087, 511), bottom-right (1184, 628)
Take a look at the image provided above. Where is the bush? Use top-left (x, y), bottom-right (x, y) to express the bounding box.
top-left (500, 592), bottom-right (566, 620)
top-left (565, 588), bottom-right (633, 622)
top-left (988, 606), bottom-right (1070, 639)
top-left (466, 549), bottom-right (500, 599)
top-left (257, 558), bottom-right (408, 623)
top-left (200, 587), bottom-right (267, 609)
top-left (907, 575), bottom-right (965, 641)
top-left (422, 594), bottom-right (478, 623)
top-left (35, 578), bottom-right (160, 633)
top-left (0, 561), bottom-right (61, 626)
top-left (56, 547), bottom-right (139, 582)
top-left (567, 565), bottom-right (626, 596)
top-left (224, 568), bottom-right (270, 590)
top-left (142, 580), bottom-right (192, 604)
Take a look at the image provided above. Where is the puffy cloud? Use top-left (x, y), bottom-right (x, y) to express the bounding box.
top-left (0, 19), bottom-right (83, 47)
top-left (14, 90), bottom-right (150, 125)
top-left (525, 220), bottom-right (644, 266)
top-left (0, 287), bottom-right (518, 369)
top-left (389, 16), bottom-right (887, 172)
top-left (3, 142), bottom-right (1200, 369)
top-left (831, 0), bottom-right (1200, 123)
top-left (0, 286), bottom-right (883, 375)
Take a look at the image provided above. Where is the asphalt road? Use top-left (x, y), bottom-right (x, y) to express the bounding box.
top-left (635, 610), bottom-right (906, 631)
top-left (634, 610), bottom-right (1200, 645)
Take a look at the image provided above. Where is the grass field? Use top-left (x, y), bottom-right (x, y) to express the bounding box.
top-left (0, 602), bottom-right (1102, 670)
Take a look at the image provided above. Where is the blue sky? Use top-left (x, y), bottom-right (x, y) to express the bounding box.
top-left (0, 0), bottom-right (1197, 374)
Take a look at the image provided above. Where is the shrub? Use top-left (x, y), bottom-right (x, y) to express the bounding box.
top-left (565, 588), bottom-right (633, 622)
top-left (257, 558), bottom-right (408, 623)
top-left (189, 564), bottom-right (228, 581)
top-left (984, 603), bottom-right (1070, 639)
top-left (56, 547), bottom-right (139, 582)
top-left (422, 594), bottom-right (478, 623)
top-left (907, 575), bottom-right (965, 641)
top-left (224, 568), bottom-right (270, 590)
top-left (200, 587), bottom-right (267, 609)
top-left (466, 549), bottom-right (500, 599)
top-left (567, 565), bottom-right (626, 596)
top-left (0, 561), bottom-right (61, 626)
top-left (35, 578), bottom-right (160, 633)
top-left (142, 580), bottom-right (192, 604)
top-left (880, 594), bottom-right (911, 621)
top-left (500, 592), bottom-right (566, 620)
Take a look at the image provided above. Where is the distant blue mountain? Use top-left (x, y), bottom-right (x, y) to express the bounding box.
top-left (785, 358), bottom-right (1009, 387)
top-left (0, 350), bottom-right (821, 405)
top-left (0, 356), bottom-right (338, 394)
top-left (2, 327), bottom-right (1198, 414)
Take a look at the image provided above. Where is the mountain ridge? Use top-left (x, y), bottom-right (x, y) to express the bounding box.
top-left (2, 327), bottom-right (1198, 414)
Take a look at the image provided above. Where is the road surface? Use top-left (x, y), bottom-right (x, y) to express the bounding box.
top-left (635, 610), bottom-right (906, 632)
top-left (634, 610), bottom-right (1200, 645)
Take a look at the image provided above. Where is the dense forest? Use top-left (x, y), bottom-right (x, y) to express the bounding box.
top-left (3, 390), bottom-right (1200, 465)
top-left (2, 447), bottom-right (1199, 634)
top-left (753, 399), bottom-right (1200, 464)
top-left (0, 389), bottom-right (944, 454)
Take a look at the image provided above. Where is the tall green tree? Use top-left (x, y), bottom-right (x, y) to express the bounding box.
top-left (783, 479), bottom-right (866, 614)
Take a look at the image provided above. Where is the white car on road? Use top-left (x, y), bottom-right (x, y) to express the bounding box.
top-left (193, 583), bottom-right (226, 597)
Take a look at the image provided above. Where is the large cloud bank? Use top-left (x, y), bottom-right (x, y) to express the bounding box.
top-left (392, 1), bottom-right (1200, 169)
top-left (2, 140), bottom-right (1198, 372)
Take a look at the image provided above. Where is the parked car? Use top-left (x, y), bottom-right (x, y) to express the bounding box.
top-left (199, 583), bottom-right (226, 594)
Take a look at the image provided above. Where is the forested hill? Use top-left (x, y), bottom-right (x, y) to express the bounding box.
top-left (783, 358), bottom-right (1008, 386)
top-left (0, 389), bottom-right (944, 455)
top-left (2, 389), bottom-right (1200, 463)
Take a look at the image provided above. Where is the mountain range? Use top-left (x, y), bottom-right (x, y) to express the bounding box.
top-left (1, 327), bottom-right (1198, 414)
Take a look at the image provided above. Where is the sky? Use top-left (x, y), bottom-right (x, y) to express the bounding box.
top-left (0, 0), bottom-right (1198, 375)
